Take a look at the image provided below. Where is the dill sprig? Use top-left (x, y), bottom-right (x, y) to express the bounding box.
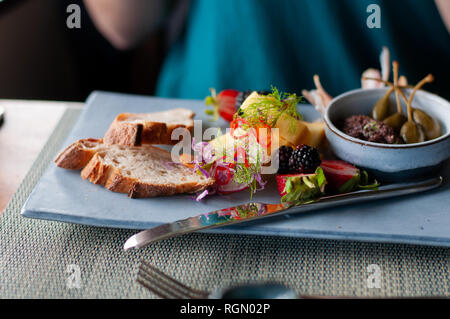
top-left (237, 86), bottom-right (303, 132)
top-left (232, 158), bottom-right (262, 197)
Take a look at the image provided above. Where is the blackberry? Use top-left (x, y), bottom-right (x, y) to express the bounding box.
top-left (288, 145), bottom-right (321, 173)
top-left (277, 146), bottom-right (293, 174)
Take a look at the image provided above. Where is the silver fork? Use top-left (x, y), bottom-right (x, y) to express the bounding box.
top-left (136, 261), bottom-right (295, 299)
top-left (136, 261), bottom-right (444, 299)
top-left (136, 260), bottom-right (210, 299)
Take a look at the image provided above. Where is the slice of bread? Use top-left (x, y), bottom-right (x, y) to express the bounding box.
top-left (103, 108), bottom-right (195, 146)
top-left (55, 139), bottom-right (214, 198)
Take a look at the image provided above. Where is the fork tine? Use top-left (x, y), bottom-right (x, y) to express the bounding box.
top-left (137, 264), bottom-right (191, 299)
top-left (137, 261), bottom-right (208, 299)
top-left (140, 260), bottom-right (208, 298)
top-left (136, 275), bottom-right (179, 299)
top-left (138, 262), bottom-right (205, 299)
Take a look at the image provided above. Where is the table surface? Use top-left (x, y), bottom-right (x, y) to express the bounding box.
top-left (0, 100), bottom-right (83, 214)
top-left (1, 97), bottom-right (448, 298)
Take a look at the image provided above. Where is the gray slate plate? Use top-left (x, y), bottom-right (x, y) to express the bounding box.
top-left (22, 91), bottom-right (450, 247)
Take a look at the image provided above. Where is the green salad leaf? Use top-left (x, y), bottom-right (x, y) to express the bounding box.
top-left (338, 170), bottom-right (379, 193)
top-left (281, 167), bottom-right (327, 205)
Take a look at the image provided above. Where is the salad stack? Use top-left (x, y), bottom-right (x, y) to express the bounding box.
top-left (187, 87), bottom-right (378, 205)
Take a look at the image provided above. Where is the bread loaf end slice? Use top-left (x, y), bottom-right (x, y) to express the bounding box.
top-left (55, 139), bottom-right (214, 198)
top-left (54, 138), bottom-right (105, 170)
top-left (104, 108), bottom-right (195, 146)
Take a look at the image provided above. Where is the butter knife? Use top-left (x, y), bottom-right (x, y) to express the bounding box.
top-left (124, 176), bottom-right (443, 250)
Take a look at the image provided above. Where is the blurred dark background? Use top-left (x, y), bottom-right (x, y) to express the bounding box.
top-left (0, 0), bottom-right (165, 101)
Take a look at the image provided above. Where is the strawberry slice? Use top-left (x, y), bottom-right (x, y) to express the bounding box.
top-left (320, 160), bottom-right (360, 192)
top-left (218, 89), bottom-right (240, 122)
top-left (276, 174), bottom-right (296, 196)
top-left (276, 173), bottom-right (314, 196)
top-left (276, 169), bottom-right (326, 203)
top-left (205, 89), bottom-right (240, 122)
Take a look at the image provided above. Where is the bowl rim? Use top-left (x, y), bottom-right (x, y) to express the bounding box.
top-left (324, 87), bottom-right (450, 149)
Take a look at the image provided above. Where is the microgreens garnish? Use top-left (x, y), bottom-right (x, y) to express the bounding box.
top-left (194, 126), bottom-right (267, 198)
top-left (236, 86), bottom-right (303, 133)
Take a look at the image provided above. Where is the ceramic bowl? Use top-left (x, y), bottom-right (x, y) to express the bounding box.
top-left (324, 88), bottom-right (450, 181)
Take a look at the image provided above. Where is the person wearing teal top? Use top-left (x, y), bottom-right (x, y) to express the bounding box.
top-left (85, 0), bottom-right (450, 99)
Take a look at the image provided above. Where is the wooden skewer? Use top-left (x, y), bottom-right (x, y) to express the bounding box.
top-left (393, 61), bottom-right (402, 114)
top-left (362, 77), bottom-right (414, 89)
top-left (406, 74), bottom-right (434, 121)
top-left (396, 87), bottom-right (409, 105)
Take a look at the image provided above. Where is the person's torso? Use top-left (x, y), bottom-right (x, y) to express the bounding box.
top-left (157, 0), bottom-right (450, 100)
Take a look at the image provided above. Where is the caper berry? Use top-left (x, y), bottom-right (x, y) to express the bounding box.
top-left (413, 109), bottom-right (441, 140)
top-left (400, 121), bottom-right (425, 144)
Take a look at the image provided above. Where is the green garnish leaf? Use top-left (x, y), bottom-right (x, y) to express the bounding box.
top-left (281, 167), bottom-right (327, 205)
top-left (338, 175), bottom-right (360, 193)
top-left (285, 178), bottom-right (294, 194)
top-left (205, 96), bottom-right (215, 106)
top-left (337, 169), bottom-right (379, 193)
top-left (360, 170), bottom-right (369, 185)
top-left (358, 181), bottom-right (380, 190)
top-left (303, 177), bottom-right (315, 189)
top-left (358, 170), bottom-right (380, 190)
top-left (316, 167), bottom-right (326, 187)
top-left (204, 88), bottom-right (220, 122)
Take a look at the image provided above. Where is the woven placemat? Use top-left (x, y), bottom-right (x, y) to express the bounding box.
top-left (0, 108), bottom-right (449, 298)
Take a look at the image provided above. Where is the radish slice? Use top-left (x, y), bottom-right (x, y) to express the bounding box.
top-left (217, 180), bottom-right (248, 194)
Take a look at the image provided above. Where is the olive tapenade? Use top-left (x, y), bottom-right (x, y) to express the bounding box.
top-left (342, 115), bottom-right (398, 144)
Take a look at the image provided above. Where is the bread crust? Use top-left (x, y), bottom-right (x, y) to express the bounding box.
top-left (81, 153), bottom-right (136, 193)
top-left (55, 138), bottom-right (214, 198)
top-left (103, 111), bottom-right (194, 146)
top-left (103, 120), bottom-right (143, 146)
top-left (127, 179), bottom-right (215, 199)
top-left (54, 138), bottom-right (102, 170)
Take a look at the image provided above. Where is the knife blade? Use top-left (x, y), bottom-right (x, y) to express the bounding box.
top-left (124, 176), bottom-right (443, 250)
